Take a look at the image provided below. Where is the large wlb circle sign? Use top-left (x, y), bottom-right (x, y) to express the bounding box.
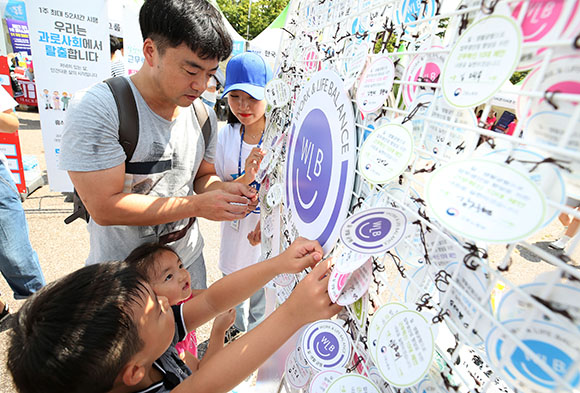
top-left (286, 70), bottom-right (357, 254)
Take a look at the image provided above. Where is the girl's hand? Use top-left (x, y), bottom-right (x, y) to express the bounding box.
top-left (247, 221), bottom-right (261, 246)
top-left (243, 147), bottom-right (265, 183)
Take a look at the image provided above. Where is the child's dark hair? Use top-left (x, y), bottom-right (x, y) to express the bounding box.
top-left (110, 35), bottom-right (123, 53)
top-left (139, 0), bottom-right (232, 61)
top-left (125, 242), bottom-right (178, 280)
top-left (8, 262), bottom-right (147, 393)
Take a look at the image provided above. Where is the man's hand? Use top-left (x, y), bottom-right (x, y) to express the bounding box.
top-left (194, 188), bottom-right (256, 221)
top-left (283, 258), bottom-right (342, 324)
top-left (221, 182), bottom-right (258, 214)
top-left (275, 237), bottom-right (324, 274)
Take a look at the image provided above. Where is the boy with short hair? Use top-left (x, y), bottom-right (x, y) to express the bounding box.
top-left (8, 238), bottom-right (340, 393)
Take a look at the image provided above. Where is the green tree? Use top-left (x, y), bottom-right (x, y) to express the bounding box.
top-left (217, 0), bottom-right (289, 41)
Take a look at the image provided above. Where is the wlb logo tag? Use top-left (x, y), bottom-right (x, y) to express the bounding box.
top-left (340, 207), bottom-right (407, 255)
top-left (286, 70), bottom-right (356, 254)
top-left (301, 319), bottom-right (352, 371)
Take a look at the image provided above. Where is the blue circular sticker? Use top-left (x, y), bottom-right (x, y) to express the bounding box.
top-left (486, 319), bottom-right (580, 393)
top-left (286, 71), bottom-right (357, 254)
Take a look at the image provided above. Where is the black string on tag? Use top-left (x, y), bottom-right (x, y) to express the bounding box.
top-left (346, 355), bottom-right (364, 373)
top-left (544, 89), bottom-right (559, 110)
top-left (386, 251), bottom-right (406, 278)
top-left (413, 219), bottom-right (432, 265)
top-left (480, 0), bottom-right (499, 14)
top-left (416, 293), bottom-right (434, 312)
top-left (463, 242), bottom-right (487, 271)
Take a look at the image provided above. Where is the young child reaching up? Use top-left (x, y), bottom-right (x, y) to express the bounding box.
top-left (125, 243), bottom-right (235, 369)
top-left (8, 238), bottom-right (340, 393)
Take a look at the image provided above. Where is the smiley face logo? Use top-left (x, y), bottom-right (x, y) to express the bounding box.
top-left (286, 71), bottom-right (356, 254)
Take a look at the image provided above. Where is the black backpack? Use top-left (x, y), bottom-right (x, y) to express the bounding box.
top-left (64, 77), bottom-right (211, 224)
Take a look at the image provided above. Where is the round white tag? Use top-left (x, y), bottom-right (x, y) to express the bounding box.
top-left (265, 79), bottom-right (291, 108)
top-left (340, 207), bottom-right (407, 255)
top-left (276, 281), bottom-right (294, 305)
top-left (285, 350), bottom-right (312, 388)
top-left (442, 15), bottom-right (522, 108)
top-left (266, 183), bottom-right (284, 208)
top-left (325, 374), bottom-right (381, 393)
top-left (356, 55), bottom-right (395, 114)
top-left (496, 282), bottom-right (580, 329)
top-left (336, 257), bottom-right (373, 306)
top-left (484, 148), bottom-right (566, 228)
top-left (368, 303), bottom-right (407, 363)
top-left (376, 310), bottom-right (434, 387)
top-left (308, 369), bottom-right (342, 393)
top-left (328, 268), bottom-right (352, 304)
top-left (425, 159), bottom-right (547, 243)
top-left (333, 247), bottom-right (370, 274)
top-left (301, 320), bottom-right (352, 371)
top-left (339, 40), bottom-right (369, 90)
top-left (422, 95), bottom-right (478, 160)
top-left (358, 124), bottom-right (414, 184)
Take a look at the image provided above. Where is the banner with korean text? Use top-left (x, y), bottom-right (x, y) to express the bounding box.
top-left (26, 0), bottom-right (110, 191)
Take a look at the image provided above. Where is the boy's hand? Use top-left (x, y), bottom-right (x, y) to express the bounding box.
top-left (213, 308), bottom-right (236, 333)
top-left (284, 258), bottom-right (342, 324)
top-left (276, 237), bottom-right (324, 274)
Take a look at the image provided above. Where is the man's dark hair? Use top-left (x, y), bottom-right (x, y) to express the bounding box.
top-left (8, 262), bottom-right (148, 393)
top-left (126, 242), bottom-right (179, 280)
top-left (139, 0), bottom-right (233, 61)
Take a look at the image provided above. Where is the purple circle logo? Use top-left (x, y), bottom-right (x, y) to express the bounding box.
top-left (285, 71), bottom-right (357, 254)
top-left (356, 217), bottom-right (391, 242)
top-left (291, 109), bottom-right (333, 223)
top-left (340, 207), bottom-right (407, 254)
top-left (313, 332), bottom-right (339, 360)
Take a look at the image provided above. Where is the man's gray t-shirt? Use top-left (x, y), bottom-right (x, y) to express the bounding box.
top-left (59, 77), bottom-right (217, 266)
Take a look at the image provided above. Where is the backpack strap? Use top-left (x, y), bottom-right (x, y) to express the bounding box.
top-left (104, 77), bottom-right (139, 162)
top-left (65, 78), bottom-right (139, 225)
top-left (193, 98), bottom-right (211, 148)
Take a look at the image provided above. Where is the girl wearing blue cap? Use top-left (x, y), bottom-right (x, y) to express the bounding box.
top-left (214, 52), bottom-right (273, 336)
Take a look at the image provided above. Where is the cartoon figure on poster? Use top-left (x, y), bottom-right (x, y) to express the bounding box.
top-left (42, 88), bottom-right (51, 109)
top-left (61, 92), bottom-right (71, 111)
top-left (52, 91), bottom-right (60, 111)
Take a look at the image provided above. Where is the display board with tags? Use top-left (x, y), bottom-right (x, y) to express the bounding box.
top-left (255, 0), bottom-right (580, 392)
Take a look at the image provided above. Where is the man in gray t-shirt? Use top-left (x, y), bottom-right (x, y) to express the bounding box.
top-left (59, 0), bottom-right (256, 288)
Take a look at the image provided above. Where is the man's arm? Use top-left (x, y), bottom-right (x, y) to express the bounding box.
top-left (174, 259), bottom-right (341, 393)
top-left (182, 238), bottom-right (324, 332)
top-left (68, 163), bottom-right (254, 226)
top-left (0, 109), bottom-right (19, 133)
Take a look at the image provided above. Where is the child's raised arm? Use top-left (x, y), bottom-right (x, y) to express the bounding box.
top-left (173, 258), bottom-right (342, 393)
top-left (182, 237), bottom-right (323, 331)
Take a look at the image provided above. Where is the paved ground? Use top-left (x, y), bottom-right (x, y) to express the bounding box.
top-left (0, 110), bottom-right (577, 392)
top-left (0, 109), bottom-right (223, 392)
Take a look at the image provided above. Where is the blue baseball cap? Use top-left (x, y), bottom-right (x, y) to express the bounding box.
top-left (222, 52), bottom-right (273, 100)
